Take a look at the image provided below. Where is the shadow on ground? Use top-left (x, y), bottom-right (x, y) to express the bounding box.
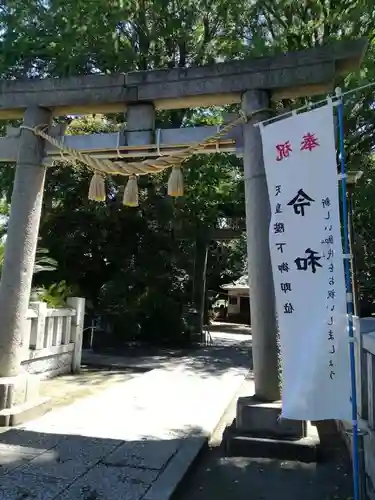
top-left (0, 420), bottom-right (353, 500)
top-left (174, 421), bottom-right (353, 500)
top-left (49, 366), bottom-right (147, 387)
top-left (83, 323), bottom-right (253, 379)
top-left (0, 426), bottom-right (206, 499)
top-left (169, 341), bottom-right (253, 376)
top-left (208, 323), bottom-right (251, 335)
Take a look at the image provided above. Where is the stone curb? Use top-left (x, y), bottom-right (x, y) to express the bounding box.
top-left (144, 372), bottom-right (251, 500)
top-left (143, 436), bottom-right (208, 500)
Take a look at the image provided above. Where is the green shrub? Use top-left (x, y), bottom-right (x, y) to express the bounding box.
top-left (31, 280), bottom-right (76, 308)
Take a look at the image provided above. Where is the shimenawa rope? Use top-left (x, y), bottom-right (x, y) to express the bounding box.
top-left (20, 107), bottom-right (270, 205)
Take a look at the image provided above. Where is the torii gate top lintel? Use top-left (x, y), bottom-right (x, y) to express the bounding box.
top-left (0, 38), bottom-right (367, 119)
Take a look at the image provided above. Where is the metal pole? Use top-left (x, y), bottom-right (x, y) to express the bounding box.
top-left (347, 185), bottom-right (360, 317)
top-left (336, 87), bottom-right (361, 500)
top-left (193, 228), bottom-right (208, 335)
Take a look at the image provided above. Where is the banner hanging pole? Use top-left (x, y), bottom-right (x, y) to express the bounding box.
top-left (335, 86), bottom-right (361, 500)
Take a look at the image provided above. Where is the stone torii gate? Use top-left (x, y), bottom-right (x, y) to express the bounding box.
top-left (0, 39), bottom-right (366, 428)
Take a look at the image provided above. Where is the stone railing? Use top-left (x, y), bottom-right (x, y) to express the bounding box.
top-left (337, 317), bottom-right (375, 500)
top-left (21, 297), bottom-right (85, 380)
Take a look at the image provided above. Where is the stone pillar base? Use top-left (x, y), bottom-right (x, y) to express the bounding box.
top-left (223, 384), bottom-right (320, 462)
top-left (0, 373), bottom-right (50, 427)
top-left (236, 396), bottom-right (306, 438)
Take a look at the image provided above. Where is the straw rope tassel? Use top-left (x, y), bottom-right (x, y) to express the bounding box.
top-left (88, 172), bottom-right (106, 201)
top-left (168, 166), bottom-right (184, 197)
top-left (123, 175), bottom-right (139, 207)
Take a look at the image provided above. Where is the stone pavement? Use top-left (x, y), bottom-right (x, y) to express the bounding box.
top-left (0, 326), bottom-right (250, 500)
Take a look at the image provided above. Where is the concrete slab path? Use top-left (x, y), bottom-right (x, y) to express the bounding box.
top-left (0, 326), bottom-right (251, 500)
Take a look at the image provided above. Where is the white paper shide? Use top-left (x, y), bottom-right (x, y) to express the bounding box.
top-left (260, 104), bottom-right (351, 421)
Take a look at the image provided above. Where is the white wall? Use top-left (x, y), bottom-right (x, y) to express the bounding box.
top-left (227, 291), bottom-right (240, 315)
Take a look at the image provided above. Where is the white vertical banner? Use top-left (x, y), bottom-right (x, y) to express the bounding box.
top-left (259, 104), bottom-right (351, 421)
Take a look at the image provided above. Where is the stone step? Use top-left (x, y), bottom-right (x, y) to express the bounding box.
top-left (0, 397), bottom-right (51, 427)
top-left (224, 421), bottom-right (321, 463)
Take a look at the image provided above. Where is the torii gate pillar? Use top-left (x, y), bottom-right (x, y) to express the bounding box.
top-left (0, 106), bottom-right (51, 424)
top-left (242, 90), bottom-right (280, 402)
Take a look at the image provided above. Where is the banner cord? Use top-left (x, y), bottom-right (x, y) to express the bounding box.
top-left (255, 80), bottom-right (375, 128)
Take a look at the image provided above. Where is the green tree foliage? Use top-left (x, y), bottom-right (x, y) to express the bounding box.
top-left (0, 0), bottom-right (374, 340)
top-left (0, 239), bottom-right (57, 277)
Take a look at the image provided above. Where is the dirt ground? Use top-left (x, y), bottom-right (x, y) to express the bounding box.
top-left (39, 365), bottom-right (137, 409)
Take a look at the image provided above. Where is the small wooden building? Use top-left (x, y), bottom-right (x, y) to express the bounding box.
top-left (221, 275), bottom-right (250, 325)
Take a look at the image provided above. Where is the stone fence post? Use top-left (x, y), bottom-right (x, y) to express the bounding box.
top-left (67, 297), bottom-right (85, 373)
top-left (29, 301), bottom-right (47, 351)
